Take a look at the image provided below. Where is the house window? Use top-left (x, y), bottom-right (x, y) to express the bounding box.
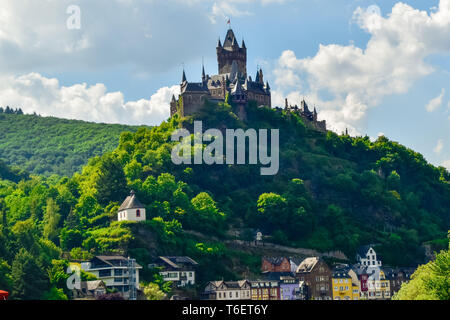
top-left (99, 269), bottom-right (111, 277)
top-left (136, 209), bottom-right (141, 217)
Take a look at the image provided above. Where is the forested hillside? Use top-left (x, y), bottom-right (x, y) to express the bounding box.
top-left (0, 111), bottom-right (145, 176)
top-left (0, 100), bottom-right (448, 299)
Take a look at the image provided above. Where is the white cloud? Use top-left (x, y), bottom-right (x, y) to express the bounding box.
top-left (433, 139), bottom-right (444, 155)
top-left (272, 0), bottom-right (450, 135)
top-left (0, 0), bottom-right (217, 75)
top-left (426, 89), bottom-right (446, 112)
top-left (442, 159), bottom-right (450, 170)
top-left (0, 73), bottom-right (179, 126)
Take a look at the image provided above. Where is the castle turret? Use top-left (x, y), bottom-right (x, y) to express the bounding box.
top-left (231, 78), bottom-right (248, 121)
top-left (170, 95), bottom-right (177, 117)
top-left (259, 69), bottom-right (264, 85)
top-left (217, 28), bottom-right (247, 77)
top-left (181, 70), bottom-right (187, 84)
top-left (202, 64), bottom-right (206, 83)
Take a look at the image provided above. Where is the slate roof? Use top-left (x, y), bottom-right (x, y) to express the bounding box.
top-left (208, 280), bottom-right (250, 290)
top-left (159, 256), bottom-right (198, 269)
top-left (231, 78), bottom-right (245, 95)
top-left (118, 190), bottom-right (144, 212)
top-left (332, 266), bottom-right (351, 278)
top-left (356, 245), bottom-right (373, 257)
top-left (81, 280), bottom-right (106, 291)
top-left (93, 255), bottom-right (143, 268)
top-left (223, 29), bottom-right (238, 48)
top-left (263, 257), bottom-right (288, 266)
top-left (351, 264), bottom-right (368, 276)
top-left (261, 272), bottom-right (295, 281)
top-left (181, 82), bottom-right (209, 94)
top-left (289, 257), bottom-right (304, 267)
top-left (246, 80), bottom-right (268, 94)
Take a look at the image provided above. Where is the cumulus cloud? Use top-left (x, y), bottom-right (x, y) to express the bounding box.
top-left (272, 0), bottom-right (450, 135)
top-left (0, 0), bottom-right (215, 75)
top-left (0, 73), bottom-right (179, 125)
top-left (426, 89), bottom-right (446, 112)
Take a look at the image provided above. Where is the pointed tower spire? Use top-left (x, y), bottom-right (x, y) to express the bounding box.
top-left (202, 59), bottom-right (206, 82)
top-left (259, 69), bottom-right (264, 84)
top-left (241, 39), bottom-right (246, 49)
top-left (255, 69), bottom-right (260, 83)
top-left (265, 81), bottom-right (270, 91)
top-left (218, 38), bottom-right (222, 48)
top-left (181, 69), bottom-right (187, 83)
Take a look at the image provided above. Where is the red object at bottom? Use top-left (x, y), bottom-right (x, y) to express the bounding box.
top-left (0, 290), bottom-right (9, 300)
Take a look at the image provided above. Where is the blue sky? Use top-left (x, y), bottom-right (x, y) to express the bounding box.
top-left (0, 0), bottom-right (449, 169)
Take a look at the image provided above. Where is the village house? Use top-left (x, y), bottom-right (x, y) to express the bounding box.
top-left (261, 257), bottom-right (291, 273)
top-left (260, 272), bottom-right (307, 300)
top-left (351, 264), bottom-right (369, 299)
top-left (295, 257), bottom-right (332, 300)
top-left (279, 276), bottom-right (308, 300)
top-left (368, 268), bottom-right (391, 300)
top-left (150, 256), bottom-right (198, 287)
top-left (250, 280), bottom-right (280, 300)
top-left (384, 267), bottom-right (415, 297)
top-left (117, 190), bottom-right (146, 222)
top-left (203, 280), bottom-right (251, 300)
top-left (72, 280), bottom-right (107, 300)
top-left (356, 245), bottom-right (382, 267)
top-left (80, 256), bottom-right (142, 300)
top-left (331, 267), bottom-right (359, 300)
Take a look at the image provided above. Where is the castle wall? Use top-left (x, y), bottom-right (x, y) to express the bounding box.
top-left (181, 92), bottom-right (210, 116)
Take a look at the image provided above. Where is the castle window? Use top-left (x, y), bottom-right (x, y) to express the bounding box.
top-left (136, 209), bottom-right (140, 217)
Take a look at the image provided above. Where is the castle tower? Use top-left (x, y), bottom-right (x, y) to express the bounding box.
top-left (217, 29), bottom-right (247, 78)
top-left (231, 78), bottom-right (248, 121)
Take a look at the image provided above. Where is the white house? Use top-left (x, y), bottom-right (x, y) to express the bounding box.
top-left (118, 190), bottom-right (146, 222)
top-left (356, 245), bottom-right (382, 267)
top-left (151, 256), bottom-right (198, 287)
top-left (203, 280), bottom-right (251, 300)
top-left (80, 256), bottom-right (142, 300)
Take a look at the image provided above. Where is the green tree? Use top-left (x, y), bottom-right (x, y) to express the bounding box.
top-left (0, 259), bottom-right (12, 291)
top-left (393, 247), bottom-right (449, 300)
top-left (43, 198), bottom-right (61, 242)
top-left (95, 154), bottom-right (128, 206)
top-left (11, 248), bottom-right (49, 300)
top-left (143, 282), bottom-right (166, 300)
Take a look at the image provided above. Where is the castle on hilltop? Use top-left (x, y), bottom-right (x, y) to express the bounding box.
top-left (284, 98), bottom-right (327, 132)
top-left (170, 28), bottom-right (270, 121)
top-left (169, 28), bottom-right (326, 131)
